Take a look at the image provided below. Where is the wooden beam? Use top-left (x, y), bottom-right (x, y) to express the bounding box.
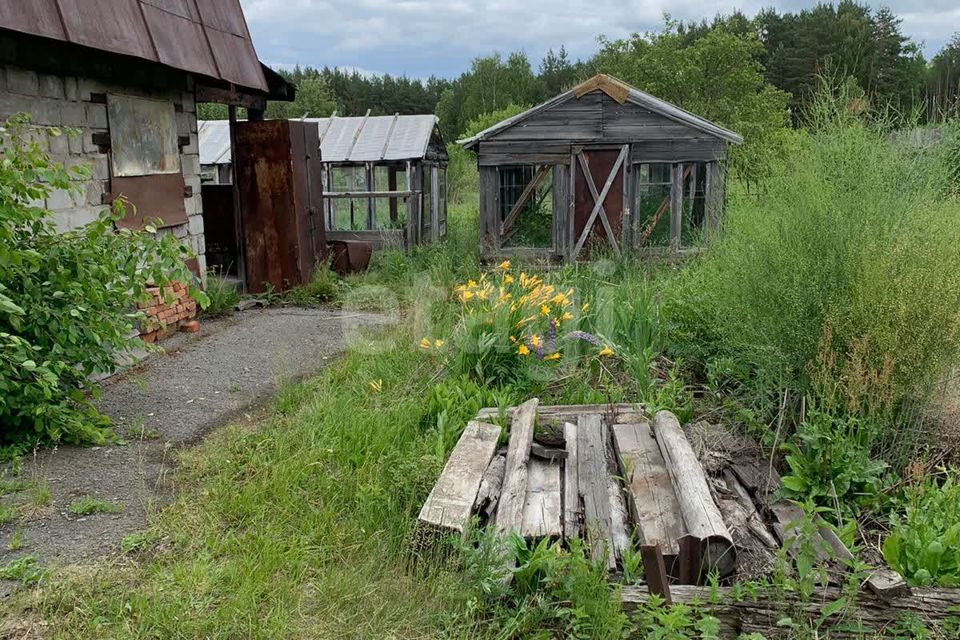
top-left (563, 422), bottom-right (580, 540)
top-left (196, 84), bottom-right (266, 111)
top-left (500, 165), bottom-right (551, 238)
top-left (670, 162), bottom-right (683, 251)
top-left (612, 421), bottom-right (684, 557)
top-left (640, 544), bottom-right (672, 604)
top-left (417, 421), bottom-right (502, 536)
top-left (577, 413), bottom-right (617, 569)
top-left (494, 399), bottom-right (539, 535)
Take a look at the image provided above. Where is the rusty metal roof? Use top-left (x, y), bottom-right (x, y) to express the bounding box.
top-left (199, 115), bottom-right (443, 165)
top-left (0, 0), bottom-right (268, 93)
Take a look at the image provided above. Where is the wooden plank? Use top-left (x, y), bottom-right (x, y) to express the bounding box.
top-left (494, 398), bottom-right (539, 534)
top-left (577, 413), bottom-right (616, 569)
top-left (474, 453), bottom-right (506, 520)
top-left (607, 472), bottom-right (632, 562)
top-left (417, 421), bottom-right (502, 534)
top-left (475, 404), bottom-right (645, 422)
top-left (324, 190), bottom-right (416, 199)
top-left (640, 544), bottom-right (672, 604)
top-left (522, 457), bottom-right (562, 538)
top-left (678, 535), bottom-right (703, 585)
top-left (612, 421), bottom-right (684, 556)
top-left (563, 422), bottom-right (580, 540)
top-left (652, 411), bottom-right (736, 578)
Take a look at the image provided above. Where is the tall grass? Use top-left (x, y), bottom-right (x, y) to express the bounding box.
top-left (673, 86), bottom-right (960, 455)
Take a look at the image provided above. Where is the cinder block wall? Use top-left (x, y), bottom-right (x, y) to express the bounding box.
top-left (0, 63), bottom-right (206, 275)
top-left (0, 63), bottom-right (206, 338)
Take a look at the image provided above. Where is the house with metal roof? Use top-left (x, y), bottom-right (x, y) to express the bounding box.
top-left (461, 74), bottom-right (741, 262)
top-left (199, 112), bottom-right (448, 251)
top-left (0, 0), bottom-right (292, 283)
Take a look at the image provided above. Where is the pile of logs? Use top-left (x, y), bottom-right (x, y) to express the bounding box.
top-left (417, 399), bottom-right (750, 581)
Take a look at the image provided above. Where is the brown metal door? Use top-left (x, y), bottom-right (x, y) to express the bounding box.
top-left (573, 146), bottom-right (628, 259)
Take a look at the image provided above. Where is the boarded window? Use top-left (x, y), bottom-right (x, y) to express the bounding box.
top-left (107, 94), bottom-right (180, 177)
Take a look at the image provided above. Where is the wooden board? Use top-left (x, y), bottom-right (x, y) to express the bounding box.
top-left (494, 398), bottom-right (539, 534)
top-left (417, 421), bottom-right (502, 534)
top-left (522, 457), bottom-right (562, 538)
top-left (576, 413), bottom-right (616, 568)
top-left (563, 421), bottom-right (580, 539)
top-left (612, 421), bottom-right (684, 555)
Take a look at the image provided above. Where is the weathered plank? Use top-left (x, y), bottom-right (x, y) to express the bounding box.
top-left (530, 442), bottom-right (567, 461)
top-left (474, 453), bottom-right (506, 520)
top-left (640, 544), bottom-right (672, 604)
top-left (623, 584), bottom-right (960, 639)
top-left (494, 398), bottom-right (539, 534)
top-left (563, 421), bottom-right (580, 540)
top-left (607, 473), bottom-right (632, 562)
top-left (521, 457), bottom-right (562, 538)
top-left (612, 421), bottom-right (684, 556)
top-left (652, 411), bottom-right (736, 578)
top-left (866, 568), bottom-right (910, 600)
top-left (720, 469), bottom-right (778, 549)
top-left (417, 421), bottom-right (502, 534)
top-left (475, 403), bottom-right (644, 422)
top-left (577, 413), bottom-right (616, 569)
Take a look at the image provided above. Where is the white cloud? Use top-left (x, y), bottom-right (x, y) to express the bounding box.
top-left (241, 0), bottom-right (959, 78)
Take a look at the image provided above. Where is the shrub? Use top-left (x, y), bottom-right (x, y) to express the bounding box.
top-left (672, 84), bottom-right (960, 444)
top-left (883, 470), bottom-right (960, 586)
top-left (0, 115), bottom-right (205, 450)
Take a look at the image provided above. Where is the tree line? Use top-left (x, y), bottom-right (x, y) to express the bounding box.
top-left (200, 2), bottom-right (960, 148)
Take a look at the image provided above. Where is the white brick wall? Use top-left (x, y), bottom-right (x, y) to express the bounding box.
top-left (0, 64), bottom-right (206, 275)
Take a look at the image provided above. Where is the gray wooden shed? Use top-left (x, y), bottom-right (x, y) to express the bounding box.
top-left (459, 75), bottom-right (742, 262)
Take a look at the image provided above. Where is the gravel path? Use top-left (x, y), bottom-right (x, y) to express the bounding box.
top-left (0, 307), bottom-right (391, 583)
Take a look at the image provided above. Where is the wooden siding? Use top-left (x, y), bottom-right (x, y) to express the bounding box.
top-left (477, 141), bottom-right (571, 166)
top-left (631, 139), bottom-right (727, 163)
top-left (493, 92), bottom-right (604, 143)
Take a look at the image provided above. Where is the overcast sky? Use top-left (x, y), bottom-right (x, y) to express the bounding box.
top-left (241, 1), bottom-right (959, 79)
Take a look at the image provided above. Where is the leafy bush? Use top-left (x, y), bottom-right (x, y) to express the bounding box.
top-left (883, 471), bottom-right (960, 587)
top-left (780, 412), bottom-right (887, 523)
top-left (672, 83), bottom-right (960, 447)
top-left (0, 115), bottom-right (205, 449)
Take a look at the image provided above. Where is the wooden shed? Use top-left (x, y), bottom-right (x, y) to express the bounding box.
top-left (459, 75), bottom-right (742, 262)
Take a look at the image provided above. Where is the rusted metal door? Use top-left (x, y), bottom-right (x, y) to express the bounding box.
top-left (573, 146), bottom-right (628, 259)
top-left (233, 120), bottom-right (325, 293)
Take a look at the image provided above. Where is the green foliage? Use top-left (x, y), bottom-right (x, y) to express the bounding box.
top-left (630, 595), bottom-right (721, 640)
top-left (201, 269), bottom-right (241, 317)
top-left (68, 497), bottom-right (122, 516)
top-left (593, 21), bottom-right (791, 183)
top-left (0, 115), bottom-right (206, 450)
top-left (446, 103), bottom-right (529, 203)
top-left (884, 471), bottom-right (960, 587)
top-left (670, 82), bottom-right (960, 450)
top-left (0, 555), bottom-right (44, 584)
top-left (780, 412), bottom-right (887, 523)
top-left (284, 263), bottom-right (342, 306)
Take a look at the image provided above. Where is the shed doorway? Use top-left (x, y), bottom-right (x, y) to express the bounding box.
top-left (573, 146), bottom-right (627, 259)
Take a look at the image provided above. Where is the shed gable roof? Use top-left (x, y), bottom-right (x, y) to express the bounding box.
top-left (459, 74), bottom-right (743, 148)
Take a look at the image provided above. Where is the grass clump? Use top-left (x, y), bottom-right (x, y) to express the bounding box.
top-left (67, 497), bottom-right (122, 516)
top-left (201, 268), bottom-right (241, 317)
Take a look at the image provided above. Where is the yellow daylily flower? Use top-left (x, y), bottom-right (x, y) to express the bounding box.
top-left (434, 339), bottom-right (444, 348)
top-left (544, 352), bottom-right (561, 361)
top-left (530, 334), bottom-right (542, 348)
top-left (599, 345), bottom-right (614, 357)
top-left (460, 290), bottom-right (475, 302)
top-left (518, 344), bottom-right (530, 356)
top-left (540, 304), bottom-right (551, 316)
top-left (562, 311), bottom-right (574, 321)
top-left (498, 260), bottom-right (511, 270)
top-left (581, 302), bottom-right (590, 312)
top-left (467, 279), bottom-right (477, 288)
top-left (369, 379), bottom-right (383, 392)
top-left (419, 338), bottom-right (431, 350)
top-left (503, 274), bottom-right (515, 284)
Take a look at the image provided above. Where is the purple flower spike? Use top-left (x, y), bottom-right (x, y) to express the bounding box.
top-left (548, 319), bottom-right (556, 352)
top-left (567, 330), bottom-right (601, 346)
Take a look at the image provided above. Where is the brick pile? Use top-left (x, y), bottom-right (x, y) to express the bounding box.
top-left (138, 282), bottom-right (199, 343)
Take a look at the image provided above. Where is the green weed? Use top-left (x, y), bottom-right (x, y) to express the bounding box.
top-left (68, 497), bottom-right (122, 516)
top-left (201, 268), bottom-right (241, 317)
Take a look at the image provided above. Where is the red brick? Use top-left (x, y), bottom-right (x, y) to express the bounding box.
top-left (140, 331), bottom-right (156, 343)
top-left (179, 320), bottom-right (200, 333)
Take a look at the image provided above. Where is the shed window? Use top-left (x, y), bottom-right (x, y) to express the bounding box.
top-left (438, 168), bottom-right (447, 237)
top-left (634, 163), bottom-right (672, 247)
top-left (499, 164), bottom-right (553, 248)
top-left (422, 165), bottom-right (433, 237)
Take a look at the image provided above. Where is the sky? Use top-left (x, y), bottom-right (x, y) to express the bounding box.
top-left (240, 1), bottom-right (959, 80)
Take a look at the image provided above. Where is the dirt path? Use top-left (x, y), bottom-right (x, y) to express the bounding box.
top-left (0, 307), bottom-right (392, 589)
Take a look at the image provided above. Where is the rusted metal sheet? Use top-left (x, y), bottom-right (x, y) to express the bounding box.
top-left (0, 0), bottom-right (267, 93)
top-left (233, 120), bottom-right (325, 293)
top-left (327, 240), bottom-right (371, 275)
top-left (112, 173), bottom-right (188, 230)
top-left (107, 94), bottom-right (180, 177)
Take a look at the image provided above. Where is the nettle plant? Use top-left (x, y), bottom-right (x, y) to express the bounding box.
top-left (0, 114), bottom-right (206, 450)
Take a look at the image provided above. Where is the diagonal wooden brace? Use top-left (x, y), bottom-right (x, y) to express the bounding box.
top-left (574, 146), bottom-right (627, 258)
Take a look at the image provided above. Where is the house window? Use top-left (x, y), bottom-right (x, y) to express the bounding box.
top-left (107, 94), bottom-right (180, 177)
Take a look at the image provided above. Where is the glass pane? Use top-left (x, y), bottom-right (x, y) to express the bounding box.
top-left (500, 164), bottom-right (553, 248)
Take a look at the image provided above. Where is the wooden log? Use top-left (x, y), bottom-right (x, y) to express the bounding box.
top-left (417, 421), bottom-right (502, 535)
top-left (494, 398), bottom-right (539, 534)
top-left (563, 421), bottom-right (581, 540)
top-left (721, 470), bottom-right (778, 549)
top-left (474, 454), bottom-right (506, 521)
top-left (577, 413), bottom-right (617, 569)
top-left (622, 584), bottom-right (960, 639)
top-left (652, 411), bottom-right (737, 578)
top-left (612, 421), bottom-right (684, 556)
top-left (522, 457), bottom-right (562, 538)
top-left (607, 473), bottom-right (632, 564)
